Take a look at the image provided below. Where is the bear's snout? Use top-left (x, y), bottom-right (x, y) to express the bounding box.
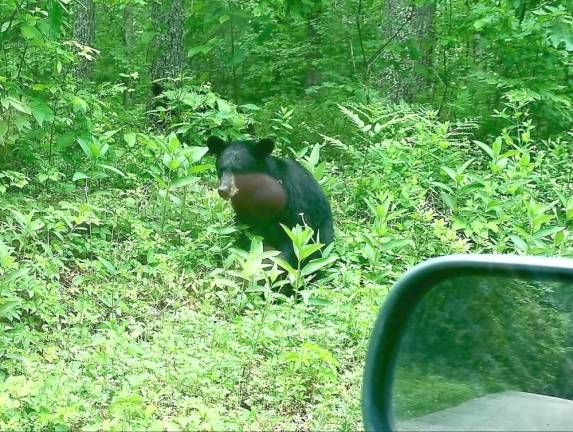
top-left (217, 187), bottom-right (228, 199)
top-left (217, 172), bottom-right (237, 200)
top-left (218, 186), bottom-right (231, 199)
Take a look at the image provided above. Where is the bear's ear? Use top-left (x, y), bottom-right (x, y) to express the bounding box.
top-left (253, 138), bottom-right (274, 158)
top-left (206, 136), bottom-right (227, 155)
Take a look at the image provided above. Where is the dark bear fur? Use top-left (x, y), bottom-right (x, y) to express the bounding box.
top-left (207, 136), bottom-right (334, 268)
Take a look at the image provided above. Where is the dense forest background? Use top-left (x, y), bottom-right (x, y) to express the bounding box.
top-left (1, 0), bottom-right (572, 430)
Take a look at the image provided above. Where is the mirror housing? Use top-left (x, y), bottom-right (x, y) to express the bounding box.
top-left (362, 254), bottom-right (573, 431)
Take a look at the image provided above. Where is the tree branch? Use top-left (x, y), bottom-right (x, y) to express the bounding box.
top-left (367, 6), bottom-right (415, 67)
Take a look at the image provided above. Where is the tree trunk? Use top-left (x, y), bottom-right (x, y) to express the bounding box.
top-left (414, 3), bottom-right (436, 91)
top-left (122, 4), bottom-right (135, 106)
top-left (73, 0), bottom-right (96, 80)
top-left (379, 0), bottom-right (435, 102)
top-left (305, 10), bottom-right (322, 88)
top-left (147, 0), bottom-right (185, 124)
top-left (149, 0), bottom-right (185, 93)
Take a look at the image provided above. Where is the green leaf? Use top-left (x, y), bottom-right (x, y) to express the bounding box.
top-left (0, 239), bottom-right (15, 269)
top-left (230, 48), bottom-right (246, 67)
top-left (0, 302), bottom-right (20, 321)
top-left (167, 133), bottom-right (180, 152)
top-left (124, 133), bottom-right (136, 147)
top-left (30, 101), bottom-right (54, 127)
top-left (509, 234), bottom-right (528, 252)
top-left (459, 182), bottom-right (484, 196)
top-left (78, 138), bottom-right (94, 159)
top-left (554, 230), bottom-right (567, 245)
top-left (474, 140), bottom-right (493, 159)
top-left (532, 226), bottom-right (564, 240)
top-left (97, 257), bottom-right (116, 274)
top-left (181, 146), bottom-right (209, 163)
top-left (245, 286), bottom-right (272, 293)
top-left (240, 104), bottom-right (260, 111)
top-left (0, 121), bottom-right (8, 139)
top-left (98, 164), bottom-right (126, 178)
top-left (10, 209), bottom-right (28, 227)
top-left (441, 166), bottom-right (457, 182)
top-left (492, 138), bottom-right (502, 156)
top-left (460, 159), bottom-right (474, 172)
top-left (167, 159), bottom-right (181, 171)
top-left (171, 176), bottom-right (198, 189)
top-left (162, 153), bottom-right (172, 168)
top-left (72, 96), bottom-right (88, 113)
top-left (99, 142), bottom-right (110, 158)
top-left (187, 44), bottom-right (213, 58)
top-left (306, 297), bottom-right (332, 307)
top-left (21, 24), bottom-right (43, 42)
top-left (72, 172), bottom-right (89, 182)
top-left (301, 256), bottom-right (336, 276)
top-left (441, 192), bottom-right (456, 210)
top-left (299, 243), bottom-right (324, 261)
top-left (548, 22), bottom-right (573, 51)
top-left (379, 239), bottom-right (412, 252)
top-left (47, 0), bottom-right (64, 39)
top-left (430, 181), bottom-right (454, 193)
top-left (54, 424), bottom-right (69, 432)
top-left (7, 97), bottom-right (32, 115)
top-left (13, 114), bottom-right (31, 131)
top-left (273, 257), bottom-right (297, 274)
top-left (189, 164), bottom-right (212, 174)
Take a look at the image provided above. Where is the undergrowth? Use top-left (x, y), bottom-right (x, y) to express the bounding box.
top-left (1, 93), bottom-right (572, 430)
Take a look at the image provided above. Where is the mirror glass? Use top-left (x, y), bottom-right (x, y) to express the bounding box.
top-left (393, 275), bottom-right (573, 431)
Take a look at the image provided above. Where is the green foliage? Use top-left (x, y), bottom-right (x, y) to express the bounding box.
top-left (393, 367), bottom-right (499, 419)
top-left (436, 0), bottom-right (573, 132)
top-left (149, 82), bottom-right (252, 143)
top-left (1, 91), bottom-right (572, 429)
top-left (0, 0), bottom-right (571, 429)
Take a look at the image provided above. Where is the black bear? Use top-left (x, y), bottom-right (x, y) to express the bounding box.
top-left (207, 136), bottom-right (334, 268)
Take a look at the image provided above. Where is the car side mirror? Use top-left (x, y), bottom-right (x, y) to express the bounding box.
top-left (362, 255), bottom-right (573, 431)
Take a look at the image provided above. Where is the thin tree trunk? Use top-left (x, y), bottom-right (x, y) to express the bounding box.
top-left (123, 4), bottom-right (135, 106)
top-left (305, 9), bottom-right (322, 88)
top-left (228, 5), bottom-right (239, 103)
top-left (149, 0), bottom-right (185, 93)
top-left (73, 0), bottom-right (96, 80)
top-left (414, 3), bottom-right (436, 86)
top-left (148, 0), bottom-right (185, 124)
top-left (379, 0), bottom-right (435, 102)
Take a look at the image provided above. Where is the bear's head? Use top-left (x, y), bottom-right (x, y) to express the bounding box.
top-left (207, 136), bottom-right (275, 199)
